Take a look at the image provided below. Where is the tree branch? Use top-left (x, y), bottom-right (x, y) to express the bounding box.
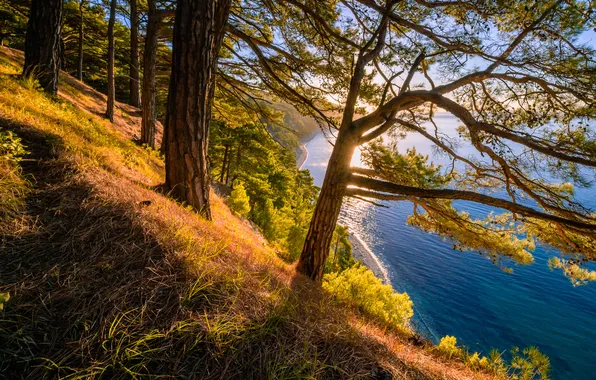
top-left (348, 174), bottom-right (596, 231)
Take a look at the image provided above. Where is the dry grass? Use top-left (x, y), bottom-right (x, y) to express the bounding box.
top-left (0, 46), bottom-right (493, 380)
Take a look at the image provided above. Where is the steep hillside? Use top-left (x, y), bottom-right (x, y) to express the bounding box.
top-left (0, 47), bottom-right (489, 379)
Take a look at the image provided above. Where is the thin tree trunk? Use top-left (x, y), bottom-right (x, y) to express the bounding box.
top-left (140, 0), bottom-right (159, 147)
top-left (105, 0), bottom-right (116, 122)
top-left (129, 0), bottom-right (140, 107)
top-left (220, 144), bottom-right (229, 182)
top-left (23, 0), bottom-right (63, 95)
top-left (164, 0), bottom-right (232, 219)
top-left (296, 129), bottom-right (358, 282)
top-left (224, 146), bottom-right (232, 185)
top-left (76, 0), bottom-right (85, 81)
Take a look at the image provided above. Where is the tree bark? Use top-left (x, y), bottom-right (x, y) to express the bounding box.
top-left (23, 0), bottom-right (63, 95)
top-left (140, 0), bottom-right (159, 147)
top-left (296, 128), bottom-right (358, 282)
top-left (129, 0), bottom-right (140, 107)
top-left (105, 0), bottom-right (116, 122)
top-left (164, 0), bottom-right (232, 219)
top-left (76, 0), bottom-right (85, 81)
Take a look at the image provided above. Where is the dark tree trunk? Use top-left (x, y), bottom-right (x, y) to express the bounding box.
top-left (296, 128), bottom-right (358, 282)
top-left (23, 0), bottom-right (63, 95)
top-left (129, 0), bottom-right (140, 107)
top-left (140, 0), bottom-right (159, 147)
top-left (164, 0), bottom-right (232, 219)
top-left (105, 0), bottom-right (116, 122)
top-left (220, 144), bottom-right (229, 182)
top-left (76, 0), bottom-right (85, 81)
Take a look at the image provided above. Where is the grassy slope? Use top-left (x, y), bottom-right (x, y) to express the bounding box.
top-left (0, 47), bottom-right (489, 380)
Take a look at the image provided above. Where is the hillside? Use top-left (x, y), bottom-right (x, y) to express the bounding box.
top-left (0, 47), bottom-right (489, 379)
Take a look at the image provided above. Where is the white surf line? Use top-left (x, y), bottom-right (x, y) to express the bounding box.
top-left (298, 143), bottom-right (308, 169)
top-left (352, 233), bottom-right (391, 284)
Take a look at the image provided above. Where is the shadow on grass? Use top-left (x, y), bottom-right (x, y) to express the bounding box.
top-left (0, 116), bottom-right (437, 380)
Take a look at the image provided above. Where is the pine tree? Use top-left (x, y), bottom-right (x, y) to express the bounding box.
top-left (105, 0), bottom-right (116, 122)
top-left (23, 0), bottom-right (63, 95)
top-left (163, 0), bottom-right (232, 219)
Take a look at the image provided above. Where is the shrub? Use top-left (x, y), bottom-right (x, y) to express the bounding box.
top-left (227, 182), bottom-right (251, 217)
top-left (510, 346), bottom-right (550, 380)
top-left (437, 335), bottom-right (462, 359)
top-left (323, 265), bottom-right (413, 327)
top-left (0, 130), bottom-right (27, 164)
top-left (435, 336), bottom-right (550, 379)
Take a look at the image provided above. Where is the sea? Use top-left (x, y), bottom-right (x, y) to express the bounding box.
top-left (300, 115), bottom-right (596, 380)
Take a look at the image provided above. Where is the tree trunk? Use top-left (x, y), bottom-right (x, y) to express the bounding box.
top-left (105, 0), bottom-right (116, 122)
top-left (129, 0), bottom-right (140, 107)
top-left (140, 0), bottom-right (159, 147)
top-left (76, 0), bottom-right (85, 81)
top-left (224, 146), bottom-right (232, 185)
top-left (296, 128), bottom-right (358, 282)
top-left (164, 0), bottom-right (232, 219)
top-left (220, 144), bottom-right (229, 182)
top-left (23, 0), bottom-right (63, 95)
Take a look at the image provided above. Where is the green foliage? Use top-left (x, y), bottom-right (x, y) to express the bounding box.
top-left (227, 181), bottom-right (251, 217)
top-left (0, 130), bottom-right (27, 164)
top-left (0, 129), bottom-right (29, 223)
top-left (210, 120), bottom-right (318, 251)
top-left (0, 292), bottom-right (9, 311)
top-left (510, 346), bottom-right (551, 380)
top-left (437, 335), bottom-right (461, 359)
top-left (326, 224), bottom-right (354, 273)
top-left (362, 140), bottom-right (452, 188)
top-left (323, 265), bottom-right (413, 328)
top-left (436, 335), bottom-right (550, 379)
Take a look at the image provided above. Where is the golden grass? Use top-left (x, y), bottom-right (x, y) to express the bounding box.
top-left (0, 46), bottom-right (493, 379)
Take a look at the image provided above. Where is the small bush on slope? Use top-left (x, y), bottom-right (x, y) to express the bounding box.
top-left (227, 181), bottom-right (251, 217)
top-left (323, 265), bottom-right (413, 328)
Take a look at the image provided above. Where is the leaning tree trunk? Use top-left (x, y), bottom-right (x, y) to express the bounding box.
top-left (129, 0), bottom-right (140, 107)
top-left (164, 0), bottom-right (232, 219)
top-left (105, 0), bottom-right (116, 122)
top-left (23, 0), bottom-right (63, 95)
top-left (140, 0), bottom-right (159, 148)
top-left (76, 0), bottom-right (85, 81)
top-left (296, 128), bottom-right (359, 282)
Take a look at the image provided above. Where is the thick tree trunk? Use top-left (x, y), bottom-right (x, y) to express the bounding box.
top-left (129, 0), bottom-right (140, 107)
top-left (76, 0), bottom-right (84, 81)
top-left (23, 0), bottom-right (63, 95)
top-left (297, 128), bottom-right (358, 282)
top-left (164, 0), bottom-right (232, 219)
top-left (140, 0), bottom-right (159, 147)
top-left (105, 0), bottom-right (116, 122)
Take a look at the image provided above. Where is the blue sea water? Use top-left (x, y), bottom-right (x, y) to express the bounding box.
top-left (301, 119), bottom-right (596, 380)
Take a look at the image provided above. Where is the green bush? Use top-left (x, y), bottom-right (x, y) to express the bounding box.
top-left (227, 182), bottom-right (251, 217)
top-left (437, 335), bottom-right (462, 359)
top-left (0, 130), bottom-right (27, 164)
top-left (323, 265), bottom-right (413, 327)
top-left (436, 335), bottom-right (550, 379)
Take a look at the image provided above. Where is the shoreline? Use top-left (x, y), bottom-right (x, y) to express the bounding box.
top-left (348, 234), bottom-right (391, 283)
top-left (296, 144), bottom-right (308, 169)
top-left (298, 132), bottom-right (391, 284)
top-left (296, 132), bottom-right (316, 169)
